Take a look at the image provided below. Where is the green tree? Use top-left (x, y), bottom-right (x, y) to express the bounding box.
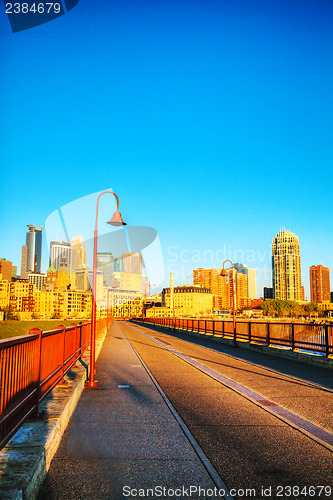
top-left (2, 306), bottom-right (19, 320)
top-left (260, 299), bottom-right (304, 318)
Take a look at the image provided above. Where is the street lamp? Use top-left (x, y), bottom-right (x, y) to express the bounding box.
top-left (220, 260), bottom-right (237, 347)
top-left (86, 190), bottom-right (126, 388)
top-left (106, 276), bottom-right (112, 334)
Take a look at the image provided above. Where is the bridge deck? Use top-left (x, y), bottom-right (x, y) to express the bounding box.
top-left (39, 321), bottom-right (333, 500)
top-left (38, 321), bottom-right (218, 500)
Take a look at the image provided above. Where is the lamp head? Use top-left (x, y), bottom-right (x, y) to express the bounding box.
top-left (107, 211), bottom-right (127, 226)
top-left (220, 269), bottom-right (227, 277)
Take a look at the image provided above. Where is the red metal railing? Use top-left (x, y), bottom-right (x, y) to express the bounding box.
top-left (0, 318), bottom-right (108, 450)
top-left (135, 317), bottom-right (333, 358)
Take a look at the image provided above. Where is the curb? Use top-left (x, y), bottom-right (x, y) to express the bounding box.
top-left (0, 327), bottom-right (108, 500)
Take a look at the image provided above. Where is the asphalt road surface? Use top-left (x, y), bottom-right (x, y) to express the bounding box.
top-left (120, 321), bottom-right (333, 500)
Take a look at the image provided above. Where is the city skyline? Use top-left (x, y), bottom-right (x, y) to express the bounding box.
top-left (2, 222), bottom-right (333, 303)
top-left (1, 1), bottom-right (332, 298)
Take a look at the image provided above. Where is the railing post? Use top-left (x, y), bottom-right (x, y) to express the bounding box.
top-left (58, 325), bottom-right (68, 386)
top-left (29, 328), bottom-right (42, 418)
top-left (291, 322), bottom-right (295, 351)
top-left (222, 320), bottom-right (225, 338)
top-left (78, 322), bottom-right (82, 360)
top-left (72, 323), bottom-right (79, 368)
top-left (204, 320), bottom-right (207, 335)
top-left (212, 321), bottom-right (215, 336)
top-left (248, 321), bottom-right (252, 343)
top-left (324, 323), bottom-right (329, 357)
top-left (266, 322), bottom-right (271, 346)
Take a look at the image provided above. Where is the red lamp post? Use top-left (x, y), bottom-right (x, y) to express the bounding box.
top-left (106, 276), bottom-right (112, 334)
top-left (85, 191), bottom-right (126, 388)
top-left (220, 260), bottom-right (237, 347)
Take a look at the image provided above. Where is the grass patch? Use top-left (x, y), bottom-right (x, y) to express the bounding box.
top-left (0, 320), bottom-right (87, 341)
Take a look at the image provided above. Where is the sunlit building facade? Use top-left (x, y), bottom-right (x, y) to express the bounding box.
top-left (162, 285), bottom-right (213, 317)
top-left (272, 230), bottom-right (302, 301)
top-left (21, 225), bottom-right (42, 277)
top-left (50, 241), bottom-right (72, 270)
top-left (310, 265), bottom-right (330, 303)
top-left (28, 272), bottom-right (47, 291)
top-left (234, 263), bottom-right (257, 299)
top-left (71, 236), bottom-right (87, 270)
top-left (0, 258), bottom-right (13, 282)
top-left (193, 267), bottom-right (250, 311)
top-left (122, 252), bottom-right (143, 274)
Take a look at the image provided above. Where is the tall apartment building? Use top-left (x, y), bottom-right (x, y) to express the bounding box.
top-left (21, 225), bottom-right (42, 277)
top-left (234, 263), bottom-right (257, 299)
top-left (50, 241), bottom-right (72, 270)
top-left (310, 265), bottom-right (331, 303)
top-left (193, 267), bottom-right (249, 311)
top-left (71, 236), bottom-right (87, 270)
top-left (272, 230), bottom-right (302, 301)
top-left (122, 252), bottom-right (143, 274)
top-left (20, 245), bottom-right (28, 279)
top-left (235, 272), bottom-right (249, 309)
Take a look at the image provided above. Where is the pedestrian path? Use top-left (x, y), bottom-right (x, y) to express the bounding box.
top-left (38, 321), bottom-right (219, 500)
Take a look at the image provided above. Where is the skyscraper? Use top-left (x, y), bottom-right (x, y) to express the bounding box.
top-left (20, 245), bottom-right (28, 279)
top-left (49, 241), bottom-right (72, 270)
top-left (310, 265), bottom-right (330, 303)
top-left (234, 263), bottom-right (257, 299)
top-left (97, 252), bottom-right (114, 284)
top-left (122, 252), bottom-right (143, 274)
top-left (70, 236), bottom-right (87, 270)
top-left (272, 230), bottom-right (302, 301)
top-left (21, 225), bottom-right (42, 277)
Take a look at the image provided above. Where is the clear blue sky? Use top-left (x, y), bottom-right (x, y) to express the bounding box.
top-left (1, 0), bottom-right (332, 298)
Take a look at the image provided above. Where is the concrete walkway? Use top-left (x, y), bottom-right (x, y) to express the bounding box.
top-left (38, 322), bottom-right (218, 499)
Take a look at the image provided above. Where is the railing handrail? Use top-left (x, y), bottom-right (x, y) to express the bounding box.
top-left (0, 333), bottom-right (40, 347)
top-left (0, 317), bottom-right (109, 451)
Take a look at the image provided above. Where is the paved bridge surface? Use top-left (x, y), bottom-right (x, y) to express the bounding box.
top-left (38, 321), bottom-right (333, 500)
